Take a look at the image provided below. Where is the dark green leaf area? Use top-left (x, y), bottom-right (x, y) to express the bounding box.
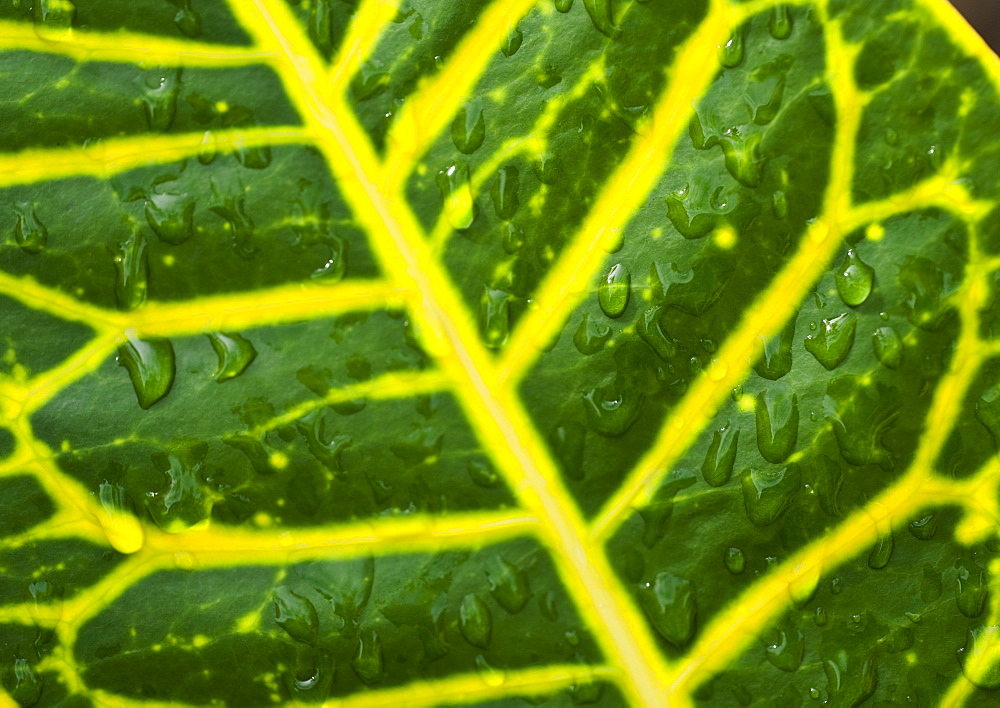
top-left (0, 0), bottom-right (251, 44)
top-left (0, 148), bottom-right (379, 308)
top-left (79, 541), bottom-right (600, 703)
top-left (939, 356), bottom-right (1000, 482)
top-left (407, 0), bottom-right (708, 349)
top-left (0, 475), bottom-right (55, 536)
top-left (0, 54), bottom-right (296, 152)
top-left (282, 0), bottom-right (361, 61)
top-left (349, 0), bottom-right (494, 151)
top-left (0, 539), bottom-right (124, 604)
top-left (0, 295), bottom-right (94, 379)
top-left (699, 510), bottom-right (998, 706)
top-left (852, 26), bottom-right (977, 203)
top-left (0, 428), bottom-right (13, 460)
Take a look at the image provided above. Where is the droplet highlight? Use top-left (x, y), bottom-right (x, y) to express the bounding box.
top-left (117, 335), bottom-right (175, 409)
top-left (835, 249), bottom-right (874, 306)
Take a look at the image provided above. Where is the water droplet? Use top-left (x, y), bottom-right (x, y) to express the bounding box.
top-left (598, 263), bottom-right (630, 318)
top-left (754, 320), bottom-right (795, 380)
top-left (11, 657), bottom-right (42, 706)
top-left (206, 332), bottom-right (256, 382)
top-left (804, 312), bottom-right (857, 370)
top-left (451, 102), bottom-right (486, 155)
top-left (720, 27), bottom-right (745, 68)
top-left (701, 422), bottom-right (739, 487)
top-left (98, 481), bottom-right (145, 554)
top-left (488, 165), bottom-right (520, 221)
top-left (573, 313), bottom-right (611, 355)
top-left (196, 130), bottom-right (217, 165)
top-left (145, 191), bottom-right (195, 245)
top-left (835, 249), bottom-right (874, 306)
top-left (232, 132), bottom-right (272, 170)
top-left (13, 202), bottom-right (47, 254)
top-left (141, 68), bottom-right (181, 132)
top-left (720, 132), bottom-right (763, 187)
top-left (114, 228), bottom-right (148, 311)
top-left (533, 153), bottom-right (563, 184)
top-left (147, 440), bottom-right (210, 531)
top-left (772, 190), bottom-right (789, 219)
top-left (637, 572), bottom-right (697, 647)
top-left (908, 513), bottom-right (937, 540)
top-left (956, 562), bottom-right (988, 618)
top-left (273, 586), bottom-right (319, 644)
top-left (636, 304), bottom-right (677, 361)
top-left (501, 25), bottom-right (523, 57)
top-left (638, 468), bottom-right (696, 547)
top-left (501, 221), bottom-right (524, 253)
top-left (755, 385), bottom-right (798, 463)
top-left (296, 409), bottom-right (352, 473)
top-left (475, 654), bottom-right (506, 687)
top-left (769, 5), bottom-right (792, 39)
top-left (459, 593), bottom-right (492, 649)
top-left (308, 0), bottom-right (335, 57)
top-left (724, 547), bottom-right (746, 574)
top-left (975, 384), bottom-right (1000, 449)
top-left (34, 0), bottom-right (74, 29)
top-left (764, 627), bottom-right (805, 672)
top-left (390, 426), bottom-right (443, 466)
top-left (824, 375), bottom-right (900, 469)
top-left (117, 335), bottom-right (175, 409)
top-left (548, 421), bottom-right (586, 480)
top-left (665, 191), bottom-right (716, 239)
top-left (753, 78), bottom-right (786, 126)
top-left (899, 256), bottom-right (948, 330)
top-left (352, 628), bottom-right (384, 684)
top-left (582, 380), bottom-right (643, 437)
top-left (569, 673), bottom-right (604, 705)
top-left (437, 164), bottom-right (476, 230)
top-left (479, 286), bottom-right (510, 350)
top-left (210, 179), bottom-right (256, 259)
top-left (485, 556), bottom-right (531, 614)
top-left (554, 0), bottom-right (573, 12)
top-left (871, 326), bottom-right (902, 369)
top-left (867, 532), bottom-right (894, 569)
top-left (467, 459), bottom-right (502, 488)
top-left (814, 607), bottom-right (828, 626)
top-left (169, 0), bottom-right (202, 37)
top-left (742, 465), bottom-right (800, 526)
top-left (958, 626), bottom-right (1000, 689)
top-left (582, 0), bottom-right (619, 38)
top-left (350, 64), bottom-right (390, 101)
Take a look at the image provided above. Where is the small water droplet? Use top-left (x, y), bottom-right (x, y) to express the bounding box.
top-left (459, 593), bottom-right (493, 649)
top-left (11, 657), bottom-right (42, 706)
top-left (720, 132), bottom-right (763, 187)
top-left (114, 228), bottom-right (148, 311)
top-left (742, 465), bottom-right (800, 526)
top-left (206, 332), bottom-right (257, 382)
top-left (467, 459), bottom-right (502, 488)
top-left (554, 0), bottom-right (573, 12)
top-left (753, 78), bottom-right (786, 126)
top-left (755, 385), bottom-right (799, 463)
top-left (350, 63), bottom-right (390, 101)
top-left (308, 0), bottom-right (335, 57)
top-left (475, 654), bottom-right (506, 687)
top-left (724, 547), bottom-right (746, 574)
top-left (958, 626), bottom-right (1000, 689)
top-left (486, 556), bottom-right (531, 614)
top-left (573, 313), bottom-right (611, 355)
top-left (867, 532), bottom-right (894, 569)
top-left (720, 27), bottom-right (745, 68)
top-left (764, 627), bottom-right (805, 672)
top-left (974, 384), bottom-right (1000, 449)
top-left (117, 334), bottom-right (175, 409)
top-left (490, 165), bottom-right (520, 220)
top-left (804, 312), bottom-right (857, 370)
top-left (549, 421), bottom-right (586, 480)
top-left (835, 249), bottom-right (874, 306)
top-left (210, 178), bottom-right (256, 258)
top-left (479, 286), bottom-right (510, 350)
top-left (665, 191), bottom-right (716, 239)
top-left (437, 164), bottom-right (476, 230)
top-left (451, 102), bottom-right (486, 154)
top-left (598, 263), bottom-right (630, 317)
top-left (34, 0), bottom-right (74, 29)
top-left (273, 586), bottom-right (319, 644)
top-left (769, 5), bottom-right (792, 39)
top-left (198, 130), bottom-right (217, 164)
top-left (582, 381), bottom-right (643, 437)
top-left (637, 572), bottom-right (697, 647)
top-left (772, 190), bottom-right (789, 219)
top-left (871, 326), bottom-right (902, 369)
top-left (754, 320), bottom-right (795, 380)
top-left (814, 607), bottom-right (828, 626)
top-left (501, 221), bottom-right (524, 253)
top-left (98, 480), bottom-right (145, 554)
top-left (168, 0), bottom-right (202, 37)
top-left (908, 513), bottom-right (937, 540)
top-left (145, 191), bottom-right (195, 245)
top-left (636, 304), bottom-right (677, 361)
top-left (232, 132), bottom-right (272, 170)
top-left (501, 25), bottom-right (523, 57)
top-left (13, 202), bottom-right (47, 254)
top-left (352, 627), bottom-right (384, 684)
top-left (956, 562), bottom-right (989, 618)
top-left (141, 68), bottom-right (181, 131)
top-left (701, 422), bottom-right (739, 487)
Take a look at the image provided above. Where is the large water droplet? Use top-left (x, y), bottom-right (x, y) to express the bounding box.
top-left (98, 480), bottom-right (145, 554)
top-left (141, 68), bottom-right (182, 132)
top-left (871, 326), bottom-right (902, 369)
top-left (867, 532), bottom-right (894, 569)
top-left (582, 380), bottom-right (643, 437)
top-left (637, 572), bottom-right (697, 647)
top-left (636, 304), bottom-right (677, 361)
top-left (908, 513), bottom-right (937, 540)
top-left (34, 0), bottom-right (74, 29)
top-left (273, 587), bottom-right (319, 644)
top-left (958, 626), bottom-right (1000, 689)
top-left (13, 202), bottom-right (47, 254)
top-left (824, 375), bottom-right (900, 469)
top-left (753, 320), bottom-right (795, 380)
top-left (753, 78), bottom-right (786, 126)
top-left (296, 409), bottom-right (352, 473)
top-left (769, 5), bottom-right (792, 39)
top-left (724, 547), bottom-right (746, 574)
top-left (956, 561), bottom-right (988, 618)
top-left (147, 440), bottom-right (210, 531)
top-left (573, 313), bottom-right (611, 355)
top-left (11, 657), bottom-right (42, 706)
top-left (479, 286), bottom-right (510, 350)
top-left (232, 131), bottom-right (272, 170)
top-left (598, 263), bottom-right (630, 318)
top-left (169, 0), bottom-right (202, 37)
top-left (720, 132), bottom-right (763, 187)
top-left (145, 191), bottom-right (195, 245)
top-left (308, 0), bottom-right (335, 57)
top-left (501, 25), bottom-right (523, 57)
top-left (638, 468), bottom-right (696, 548)
top-left (486, 556), bottom-right (531, 614)
top-left (804, 312), bottom-right (857, 370)
top-left (720, 27), bottom-right (745, 68)
top-left (835, 249), bottom-right (874, 306)
top-left (974, 384), bottom-right (1000, 450)
top-left (352, 628), bottom-right (384, 684)
top-left (114, 228), bottom-right (148, 311)
top-left (582, 0), bottom-right (619, 38)
top-left (665, 192), bottom-right (716, 239)
top-left (211, 179), bottom-right (256, 259)
top-left (451, 102), bottom-right (486, 154)
top-left (554, 0), bottom-right (573, 12)
top-left (437, 164), bottom-right (476, 230)
top-left (459, 593), bottom-right (493, 649)
top-left (701, 422), bottom-right (739, 487)
top-left (742, 465), bottom-right (800, 525)
top-left (207, 332), bottom-right (257, 382)
top-left (117, 335), bottom-right (175, 409)
top-left (490, 165), bottom-right (520, 220)
top-left (764, 627), bottom-right (805, 672)
top-left (755, 385), bottom-right (798, 463)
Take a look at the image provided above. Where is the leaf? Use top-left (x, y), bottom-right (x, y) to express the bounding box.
top-left (0, 0), bottom-right (998, 705)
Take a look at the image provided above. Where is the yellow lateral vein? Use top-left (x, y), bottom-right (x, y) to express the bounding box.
top-left (328, 0), bottom-right (403, 93)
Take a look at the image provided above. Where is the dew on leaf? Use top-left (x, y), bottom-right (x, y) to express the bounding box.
top-left (352, 628), bottom-right (384, 684)
top-left (815, 607), bottom-right (828, 626)
top-left (899, 256), bottom-right (948, 330)
top-left (720, 132), bottom-right (763, 187)
top-left (871, 325), bottom-right (902, 369)
top-left (769, 5), bottom-right (792, 39)
top-left (549, 421), bottom-right (586, 480)
top-left (502, 221), bottom-right (525, 253)
top-left (804, 312), bottom-right (857, 370)
top-left (98, 480), bottom-right (145, 554)
top-left (753, 320), bottom-right (795, 380)
top-left (573, 312), bottom-right (612, 355)
top-left (958, 626), bottom-right (1000, 689)
top-left (141, 68), bottom-right (182, 132)
top-left (390, 426), bottom-right (443, 466)
top-left (665, 192), bottom-right (716, 239)
top-left (752, 78), bottom-right (785, 126)
top-left (232, 132), bottom-right (272, 170)
top-left (491, 165), bottom-right (520, 221)
top-left (582, 0), bottom-right (618, 38)
top-left (210, 179), bottom-right (256, 259)
top-left (145, 191), bottom-right (195, 245)
top-left (198, 130), bottom-right (217, 164)
top-left (908, 513), bottom-right (937, 540)
top-left (451, 102), bottom-right (486, 155)
top-left (637, 571), bottom-right (697, 647)
top-left (598, 263), bottom-right (630, 318)
top-left (764, 627), bottom-right (805, 672)
top-left (296, 409), bottom-right (352, 473)
top-left (168, 0), bottom-right (202, 38)
top-left (351, 64), bottom-right (390, 101)
top-left (148, 440), bottom-right (210, 531)
top-left (479, 286), bottom-right (510, 349)
top-left (772, 190), bottom-right (789, 219)
top-left (308, 0), bottom-right (335, 57)
top-left (475, 654), bottom-right (506, 687)
top-left (11, 657), bottom-right (41, 706)
top-left (835, 249), bottom-right (874, 307)
top-left (701, 421), bottom-right (739, 487)
top-left (582, 380), bottom-right (643, 437)
top-left (636, 304), bottom-right (677, 361)
top-left (867, 532), bottom-right (894, 569)
top-left (207, 332), bottom-right (257, 382)
top-left (742, 465), bottom-right (799, 526)
top-left (554, 0), bottom-right (573, 12)
top-left (720, 28), bottom-right (745, 68)
top-left (755, 385), bottom-right (799, 463)
top-left (13, 202), bottom-right (47, 254)
top-left (974, 384), bottom-right (1000, 449)
top-left (117, 335), bottom-right (175, 409)
top-left (638, 468), bottom-right (696, 548)
top-left (724, 547), bottom-right (746, 575)
top-left (437, 164), bottom-right (476, 230)
top-left (273, 586), bottom-right (319, 644)
top-left (459, 593), bottom-right (493, 649)
top-left (956, 561), bottom-right (988, 618)
top-left (114, 228), bottom-right (149, 311)
top-left (501, 25), bottom-right (523, 57)
top-left (485, 556), bottom-right (531, 614)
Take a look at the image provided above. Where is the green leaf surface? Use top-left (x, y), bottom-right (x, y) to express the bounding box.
top-left (0, 0), bottom-right (999, 706)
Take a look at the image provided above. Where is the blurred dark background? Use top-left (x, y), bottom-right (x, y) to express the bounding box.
top-left (951, 0), bottom-right (999, 52)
